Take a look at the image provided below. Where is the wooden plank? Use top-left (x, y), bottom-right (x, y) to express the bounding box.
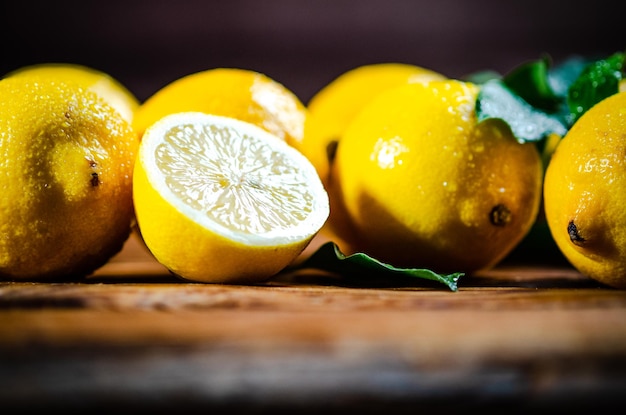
top-left (2, 234), bottom-right (626, 412)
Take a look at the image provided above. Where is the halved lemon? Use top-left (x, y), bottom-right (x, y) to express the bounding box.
top-left (133, 112), bottom-right (330, 283)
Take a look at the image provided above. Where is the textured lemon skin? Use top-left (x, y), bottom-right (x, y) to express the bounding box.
top-left (6, 63), bottom-right (139, 123)
top-left (133, 153), bottom-right (315, 284)
top-left (0, 76), bottom-right (138, 280)
top-left (303, 63), bottom-right (446, 246)
top-left (304, 63), bottom-right (446, 185)
top-left (308, 63), bottom-right (446, 143)
top-left (133, 68), bottom-right (308, 141)
top-left (544, 91), bottom-right (626, 289)
top-left (334, 80), bottom-right (543, 273)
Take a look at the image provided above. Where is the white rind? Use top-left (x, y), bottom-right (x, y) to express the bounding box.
top-left (139, 112), bottom-right (330, 246)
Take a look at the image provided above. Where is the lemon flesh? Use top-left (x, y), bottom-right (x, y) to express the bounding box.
top-left (133, 112), bottom-right (329, 283)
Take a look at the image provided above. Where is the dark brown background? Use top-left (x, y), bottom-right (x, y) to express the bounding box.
top-left (2, 0), bottom-right (623, 104)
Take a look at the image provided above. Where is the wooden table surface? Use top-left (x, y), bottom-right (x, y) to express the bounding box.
top-left (2, 233), bottom-right (626, 414)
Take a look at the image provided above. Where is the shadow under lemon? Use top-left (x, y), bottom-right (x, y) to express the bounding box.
top-left (500, 203), bottom-right (570, 267)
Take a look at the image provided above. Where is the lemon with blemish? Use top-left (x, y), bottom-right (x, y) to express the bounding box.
top-left (5, 63), bottom-right (139, 123)
top-left (0, 74), bottom-right (138, 280)
top-left (544, 91), bottom-right (626, 288)
top-left (333, 80), bottom-right (543, 273)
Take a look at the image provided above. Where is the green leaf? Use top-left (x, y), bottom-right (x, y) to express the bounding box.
top-left (502, 57), bottom-right (562, 113)
top-left (472, 54), bottom-right (623, 145)
top-left (291, 242), bottom-right (463, 292)
top-left (476, 80), bottom-right (568, 143)
top-left (547, 55), bottom-right (592, 98)
top-left (464, 69), bottom-right (502, 85)
top-left (567, 52), bottom-right (625, 123)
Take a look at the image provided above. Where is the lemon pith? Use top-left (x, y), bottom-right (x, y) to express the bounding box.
top-left (133, 112), bottom-right (329, 283)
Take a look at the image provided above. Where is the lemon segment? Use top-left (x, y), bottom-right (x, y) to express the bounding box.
top-left (133, 112), bottom-right (330, 283)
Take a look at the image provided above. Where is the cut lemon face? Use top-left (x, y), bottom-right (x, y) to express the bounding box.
top-left (133, 112), bottom-right (330, 283)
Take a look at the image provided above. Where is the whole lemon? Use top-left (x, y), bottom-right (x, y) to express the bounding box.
top-left (303, 63), bottom-right (446, 184)
top-left (0, 75), bottom-right (138, 280)
top-left (133, 68), bottom-right (309, 145)
top-left (544, 91), bottom-right (626, 289)
top-left (5, 63), bottom-right (139, 124)
top-left (301, 63), bottom-right (446, 247)
top-left (333, 80), bottom-right (543, 273)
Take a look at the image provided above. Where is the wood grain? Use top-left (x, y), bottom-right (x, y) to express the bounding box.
top-left (1, 234), bottom-right (626, 413)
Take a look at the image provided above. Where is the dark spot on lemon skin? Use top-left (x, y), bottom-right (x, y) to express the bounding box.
top-left (568, 220), bottom-right (585, 246)
top-left (326, 139), bottom-right (339, 165)
top-left (88, 159), bottom-right (99, 187)
top-left (490, 204), bottom-right (511, 226)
